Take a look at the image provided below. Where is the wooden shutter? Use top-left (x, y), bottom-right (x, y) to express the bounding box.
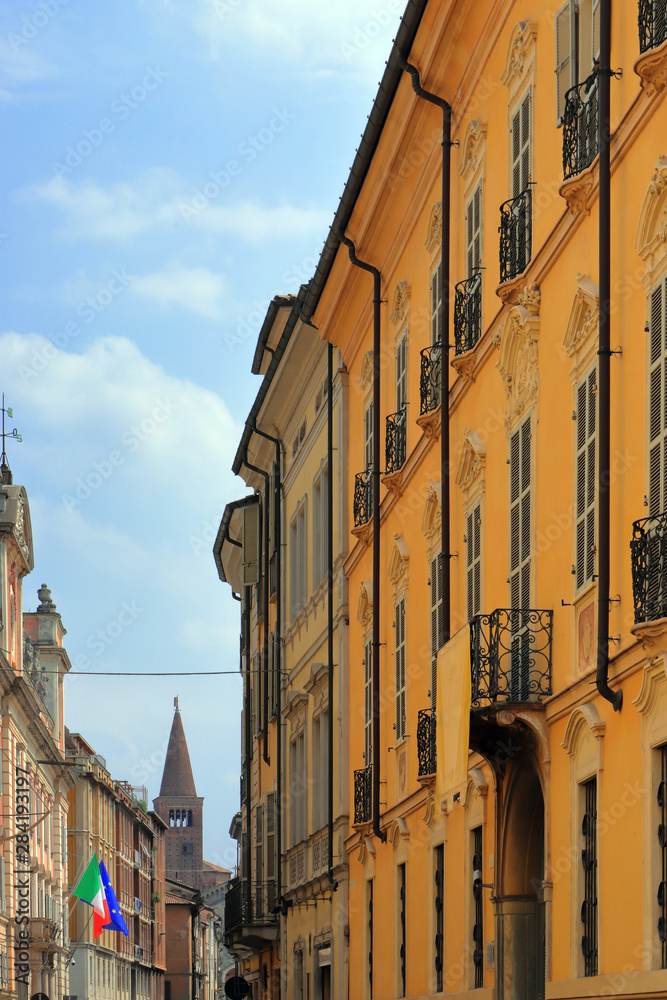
top-left (242, 502), bottom-right (261, 585)
top-left (364, 640), bottom-right (373, 764)
top-left (649, 280), bottom-right (667, 516)
top-left (555, 1), bottom-right (574, 120)
top-left (431, 262), bottom-right (443, 346)
top-left (576, 370), bottom-right (597, 589)
top-left (365, 401), bottom-right (374, 470)
top-left (467, 505), bottom-right (482, 619)
top-left (430, 555), bottom-right (445, 709)
top-left (592, 0), bottom-right (601, 65)
top-left (510, 418), bottom-right (531, 608)
top-left (511, 94), bottom-right (531, 198)
top-left (395, 599), bottom-right (406, 741)
top-left (467, 185), bottom-right (482, 277)
top-left (266, 792), bottom-right (276, 912)
top-left (267, 633), bottom-right (275, 718)
top-left (255, 805), bottom-right (264, 917)
top-left (396, 334), bottom-right (408, 410)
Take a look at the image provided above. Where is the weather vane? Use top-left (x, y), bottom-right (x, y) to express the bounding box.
top-left (1, 393), bottom-right (22, 469)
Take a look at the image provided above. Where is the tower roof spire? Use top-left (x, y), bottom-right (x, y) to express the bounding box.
top-left (159, 701), bottom-right (197, 796)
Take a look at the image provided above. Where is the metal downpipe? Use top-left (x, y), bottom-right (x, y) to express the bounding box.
top-left (251, 421), bottom-right (285, 896)
top-left (596, 0), bottom-right (622, 711)
top-left (241, 451), bottom-right (273, 758)
top-left (396, 52), bottom-right (452, 641)
top-left (327, 341), bottom-right (338, 887)
top-left (337, 229), bottom-right (387, 844)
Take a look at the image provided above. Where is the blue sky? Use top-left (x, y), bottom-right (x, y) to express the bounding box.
top-left (1, 0), bottom-right (404, 870)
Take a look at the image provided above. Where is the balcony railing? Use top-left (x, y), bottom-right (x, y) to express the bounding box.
top-left (631, 512), bottom-right (667, 624)
top-left (385, 408), bottom-right (407, 474)
top-left (354, 765), bottom-right (372, 824)
top-left (224, 879), bottom-right (278, 935)
top-left (454, 272), bottom-right (482, 355)
top-left (639, 0), bottom-right (667, 53)
top-left (562, 72), bottom-right (599, 180)
top-left (353, 469), bottom-right (373, 527)
top-left (471, 608), bottom-right (553, 708)
top-left (419, 345), bottom-right (441, 415)
top-left (499, 189), bottom-right (531, 284)
top-left (417, 708), bottom-right (436, 777)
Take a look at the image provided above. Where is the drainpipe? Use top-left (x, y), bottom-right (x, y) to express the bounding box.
top-left (251, 421), bottom-right (284, 899)
top-left (396, 51), bottom-right (452, 642)
top-left (337, 229), bottom-right (386, 844)
top-left (596, 0), bottom-right (622, 711)
top-left (327, 341), bottom-right (338, 887)
top-left (240, 451), bottom-right (272, 760)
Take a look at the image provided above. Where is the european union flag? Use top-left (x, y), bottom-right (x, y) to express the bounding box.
top-left (99, 860), bottom-right (129, 936)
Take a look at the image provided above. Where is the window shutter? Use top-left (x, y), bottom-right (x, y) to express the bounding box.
top-left (365, 401), bottom-right (374, 471)
top-left (511, 108), bottom-right (522, 197)
top-left (255, 805), bottom-right (264, 917)
top-left (268, 470), bottom-right (276, 554)
top-left (592, 0), bottom-right (601, 65)
top-left (395, 599), bottom-right (406, 741)
top-left (431, 262), bottom-right (443, 346)
top-left (396, 335), bottom-right (408, 410)
top-left (521, 94), bottom-right (531, 193)
top-left (555, 1), bottom-right (573, 121)
top-left (649, 280), bottom-right (667, 516)
top-left (430, 555), bottom-right (444, 709)
top-left (364, 641), bottom-right (373, 763)
top-left (268, 633), bottom-right (275, 719)
top-left (266, 792), bottom-right (276, 912)
top-left (510, 418), bottom-right (531, 608)
top-left (242, 502), bottom-right (261, 586)
top-left (576, 370), bottom-right (597, 589)
top-left (467, 505), bottom-right (482, 619)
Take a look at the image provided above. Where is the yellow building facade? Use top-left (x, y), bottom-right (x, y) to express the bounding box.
top-left (216, 293), bottom-right (349, 998)
top-left (297, 0), bottom-right (667, 997)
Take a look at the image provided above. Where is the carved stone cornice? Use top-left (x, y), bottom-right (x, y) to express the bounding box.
top-left (455, 430), bottom-right (487, 497)
top-left (631, 617), bottom-right (667, 659)
top-left (563, 275), bottom-right (599, 359)
top-left (634, 38), bottom-right (667, 96)
top-left (416, 406), bottom-right (441, 439)
top-left (459, 119), bottom-right (488, 181)
top-left (381, 469), bottom-right (404, 497)
top-left (636, 155), bottom-right (667, 263)
top-left (501, 21), bottom-right (538, 94)
top-left (387, 534), bottom-right (409, 589)
top-left (450, 350), bottom-right (478, 383)
top-left (351, 521), bottom-right (373, 547)
top-left (495, 285), bottom-right (541, 428)
top-left (421, 482), bottom-right (441, 543)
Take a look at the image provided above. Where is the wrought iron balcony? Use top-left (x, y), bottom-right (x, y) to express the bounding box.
top-left (454, 272), bottom-right (482, 355)
top-left (471, 608), bottom-right (553, 708)
top-left (419, 345), bottom-right (441, 415)
top-left (417, 708), bottom-right (436, 777)
top-left (385, 408), bottom-right (407, 474)
top-left (353, 469), bottom-right (373, 527)
top-left (639, 0), bottom-right (667, 53)
top-left (631, 512), bottom-right (667, 624)
top-left (224, 879), bottom-right (278, 936)
top-left (499, 190), bottom-right (531, 284)
top-left (562, 72), bottom-right (599, 180)
top-left (354, 764), bottom-right (372, 824)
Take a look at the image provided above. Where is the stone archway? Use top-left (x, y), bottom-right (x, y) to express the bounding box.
top-left (496, 760), bottom-right (545, 1000)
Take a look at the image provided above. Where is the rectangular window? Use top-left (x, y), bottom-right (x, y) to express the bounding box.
top-left (396, 334), bottom-right (408, 411)
top-left (472, 826), bottom-right (483, 989)
top-left (576, 369), bottom-right (597, 589)
top-left (466, 185), bottom-right (482, 278)
top-left (511, 93), bottom-right (531, 197)
top-left (431, 261), bottom-right (443, 346)
top-left (266, 791), bottom-right (277, 912)
top-left (312, 464), bottom-right (329, 589)
top-left (312, 715), bottom-right (321, 833)
top-left (658, 746), bottom-right (667, 968)
top-left (395, 598), bottom-right (406, 742)
top-left (430, 554), bottom-right (445, 710)
top-left (294, 950), bottom-right (304, 1000)
top-left (320, 709), bottom-right (329, 837)
top-left (649, 277), bottom-right (667, 516)
top-left (364, 640), bottom-right (373, 764)
top-left (435, 845), bottom-right (444, 992)
top-left (365, 400), bottom-right (374, 471)
top-left (581, 777), bottom-right (598, 976)
top-left (466, 505), bottom-right (482, 620)
top-left (510, 417), bottom-right (531, 609)
top-left (399, 863), bottom-right (406, 997)
top-left (290, 497), bottom-right (308, 619)
top-left (255, 803), bottom-right (264, 918)
top-left (368, 879), bottom-right (374, 1000)
top-left (555, 0), bottom-right (601, 119)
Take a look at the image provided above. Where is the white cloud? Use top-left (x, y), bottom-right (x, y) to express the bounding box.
top-left (192, 0), bottom-right (403, 75)
top-left (23, 172), bottom-right (328, 245)
top-left (132, 264), bottom-right (227, 320)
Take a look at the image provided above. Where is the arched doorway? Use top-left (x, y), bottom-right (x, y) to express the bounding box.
top-left (497, 760), bottom-right (545, 1000)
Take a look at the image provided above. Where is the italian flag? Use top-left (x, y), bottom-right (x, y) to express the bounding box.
top-left (73, 853), bottom-right (109, 938)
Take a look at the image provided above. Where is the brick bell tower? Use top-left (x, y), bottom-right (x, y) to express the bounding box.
top-left (153, 699), bottom-right (204, 889)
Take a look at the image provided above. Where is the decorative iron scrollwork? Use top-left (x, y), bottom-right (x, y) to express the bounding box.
top-left (354, 764), bottom-right (372, 824)
top-left (499, 190), bottom-right (532, 284)
top-left (470, 608), bottom-right (553, 707)
top-left (454, 272), bottom-right (482, 355)
top-left (419, 345), bottom-right (441, 415)
top-left (416, 708), bottom-right (437, 777)
top-left (353, 469), bottom-right (373, 527)
top-left (562, 72), bottom-right (599, 180)
top-left (631, 512), bottom-right (667, 623)
top-left (385, 408), bottom-right (407, 474)
top-left (639, 0), bottom-right (667, 54)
